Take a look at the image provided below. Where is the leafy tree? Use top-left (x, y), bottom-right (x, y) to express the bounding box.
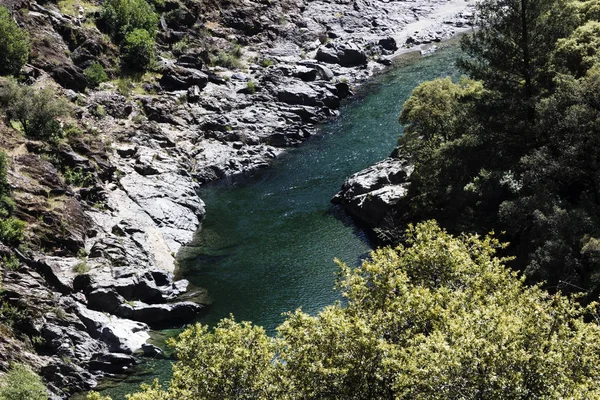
top-left (0, 363), bottom-right (48, 400)
top-left (552, 21), bottom-right (600, 77)
top-left (120, 29), bottom-right (155, 71)
top-left (100, 0), bottom-right (158, 41)
top-left (0, 79), bottom-right (71, 140)
top-left (0, 6), bottom-right (29, 76)
top-left (114, 222), bottom-right (600, 400)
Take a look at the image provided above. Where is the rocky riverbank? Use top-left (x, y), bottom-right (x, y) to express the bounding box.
top-left (0, 0), bottom-right (473, 397)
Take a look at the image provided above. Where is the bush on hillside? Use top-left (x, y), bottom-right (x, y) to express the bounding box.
top-left (0, 363), bottom-right (48, 400)
top-left (100, 0), bottom-right (158, 41)
top-left (120, 28), bottom-right (155, 71)
top-left (0, 6), bottom-right (30, 76)
top-left (0, 79), bottom-right (71, 140)
top-left (84, 63), bottom-right (109, 87)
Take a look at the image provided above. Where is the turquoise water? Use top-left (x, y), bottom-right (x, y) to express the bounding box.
top-left (101, 43), bottom-right (461, 398)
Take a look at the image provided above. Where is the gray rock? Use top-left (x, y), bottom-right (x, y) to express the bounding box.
top-left (115, 301), bottom-right (204, 326)
top-left (333, 157), bottom-right (413, 226)
top-left (159, 66), bottom-right (209, 91)
top-left (51, 64), bottom-right (88, 92)
top-left (89, 353), bottom-right (137, 374)
top-left (278, 82), bottom-right (320, 106)
top-left (87, 288), bottom-right (124, 313)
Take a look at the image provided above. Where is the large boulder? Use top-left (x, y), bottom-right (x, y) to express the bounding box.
top-left (159, 65), bottom-right (209, 91)
top-left (73, 302), bottom-right (150, 354)
top-left (332, 157), bottom-right (413, 226)
top-left (115, 301), bottom-right (204, 327)
top-left (317, 42), bottom-right (367, 67)
top-left (278, 82), bottom-right (320, 106)
top-left (52, 64), bottom-right (88, 92)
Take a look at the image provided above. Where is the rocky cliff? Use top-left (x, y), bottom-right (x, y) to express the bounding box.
top-left (0, 0), bottom-right (472, 397)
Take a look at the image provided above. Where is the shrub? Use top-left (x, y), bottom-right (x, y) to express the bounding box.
top-left (246, 80), bottom-right (257, 94)
top-left (0, 6), bottom-right (30, 76)
top-left (63, 166), bottom-right (94, 187)
top-left (100, 0), bottom-right (158, 41)
top-left (72, 261), bottom-right (89, 274)
top-left (84, 63), bottom-right (108, 87)
top-left (0, 217), bottom-right (26, 245)
top-left (0, 79), bottom-right (71, 140)
top-left (0, 363), bottom-right (47, 400)
top-left (120, 28), bottom-right (155, 71)
top-left (210, 51), bottom-right (242, 69)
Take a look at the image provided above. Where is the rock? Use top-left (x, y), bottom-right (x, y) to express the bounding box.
top-left (317, 42), bottom-right (367, 67)
top-left (71, 39), bottom-right (103, 67)
top-left (141, 343), bottom-right (165, 358)
top-left (176, 51), bottom-right (207, 69)
top-left (89, 91), bottom-right (133, 119)
top-left (332, 157), bottom-right (413, 226)
top-left (51, 64), bottom-right (88, 92)
top-left (115, 301), bottom-right (204, 327)
top-left (89, 353), bottom-right (137, 374)
top-left (73, 302), bottom-right (150, 354)
top-left (87, 288), bottom-right (124, 313)
top-left (159, 65), bottom-right (209, 91)
top-left (187, 85), bottom-right (201, 102)
top-left (278, 82), bottom-right (320, 106)
top-left (378, 36), bottom-right (398, 52)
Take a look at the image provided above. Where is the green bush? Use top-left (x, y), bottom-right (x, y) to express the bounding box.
top-left (0, 217), bottom-right (26, 245)
top-left (120, 28), bottom-right (155, 71)
top-left (63, 166), bottom-right (94, 187)
top-left (0, 6), bottom-right (30, 76)
top-left (100, 0), bottom-right (158, 41)
top-left (0, 363), bottom-right (47, 400)
top-left (84, 63), bottom-right (109, 87)
top-left (246, 80), bottom-right (257, 94)
top-left (210, 51), bottom-right (243, 69)
top-left (0, 79), bottom-right (71, 140)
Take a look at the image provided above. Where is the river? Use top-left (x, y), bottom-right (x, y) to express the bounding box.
top-left (100, 42), bottom-right (461, 398)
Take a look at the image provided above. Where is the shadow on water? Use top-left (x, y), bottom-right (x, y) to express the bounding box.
top-left (100, 42), bottom-right (462, 399)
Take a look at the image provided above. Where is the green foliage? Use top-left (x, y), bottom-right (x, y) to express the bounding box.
top-left (0, 6), bottom-right (30, 76)
top-left (246, 80), bottom-right (257, 94)
top-left (399, 77), bottom-right (483, 145)
top-left (86, 392), bottom-right (112, 400)
top-left (72, 261), bottom-right (89, 274)
top-left (2, 254), bottom-right (20, 271)
top-left (0, 217), bottom-right (26, 245)
top-left (210, 44), bottom-right (244, 69)
top-left (553, 20), bottom-right (600, 77)
top-left (0, 152), bottom-right (24, 246)
top-left (0, 363), bottom-right (48, 400)
top-left (0, 79), bottom-right (71, 140)
top-left (260, 58), bottom-right (273, 68)
top-left (63, 166), bottom-right (94, 187)
top-left (129, 222), bottom-right (600, 399)
top-left (100, 0), bottom-right (158, 41)
top-left (120, 28), bottom-right (155, 71)
top-left (84, 63), bottom-right (109, 87)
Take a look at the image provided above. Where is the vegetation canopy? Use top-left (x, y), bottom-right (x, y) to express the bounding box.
top-left (93, 222), bottom-right (600, 400)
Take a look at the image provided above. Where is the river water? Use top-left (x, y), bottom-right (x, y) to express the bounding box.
top-left (100, 42), bottom-right (461, 398)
